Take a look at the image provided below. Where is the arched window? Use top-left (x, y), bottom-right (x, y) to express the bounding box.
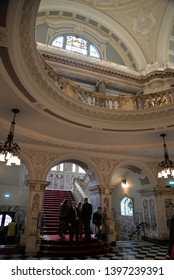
top-left (120, 196), bottom-right (133, 216)
top-left (51, 34), bottom-right (100, 58)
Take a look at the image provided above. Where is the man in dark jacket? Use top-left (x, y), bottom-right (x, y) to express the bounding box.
top-left (68, 200), bottom-right (80, 246)
top-left (81, 197), bottom-right (92, 240)
top-left (92, 206), bottom-right (103, 237)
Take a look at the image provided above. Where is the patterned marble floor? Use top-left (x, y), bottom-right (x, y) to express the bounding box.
top-left (0, 240), bottom-right (170, 260)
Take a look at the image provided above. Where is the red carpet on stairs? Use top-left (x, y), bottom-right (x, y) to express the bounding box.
top-left (38, 189), bottom-right (110, 257)
top-left (38, 235), bottom-right (110, 258)
top-left (42, 189), bottom-right (74, 235)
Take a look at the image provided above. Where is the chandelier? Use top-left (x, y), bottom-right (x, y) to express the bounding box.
top-left (158, 133), bottom-right (174, 178)
top-left (0, 109), bottom-right (21, 166)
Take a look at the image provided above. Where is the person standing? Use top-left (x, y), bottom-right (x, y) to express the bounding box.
top-left (68, 201), bottom-right (79, 246)
top-left (99, 208), bottom-right (109, 245)
top-left (7, 218), bottom-right (17, 245)
top-left (58, 198), bottom-right (69, 239)
top-left (76, 201), bottom-right (83, 239)
top-left (92, 206), bottom-right (103, 237)
top-left (81, 197), bottom-right (92, 240)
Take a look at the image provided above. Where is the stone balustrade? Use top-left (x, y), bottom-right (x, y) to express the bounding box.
top-left (42, 55), bottom-right (174, 111)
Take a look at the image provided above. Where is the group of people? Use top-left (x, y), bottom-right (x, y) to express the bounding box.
top-left (57, 197), bottom-right (108, 246)
top-left (57, 197), bottom-right (92, 245)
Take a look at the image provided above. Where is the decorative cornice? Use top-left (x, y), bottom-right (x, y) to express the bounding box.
top-left (41, 51), bottom-right (139, 83)
top-left (40, 46), bottom-right (174, 84)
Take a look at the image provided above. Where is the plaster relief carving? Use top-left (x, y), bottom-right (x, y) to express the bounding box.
top-left (92, 157), bottom-right (116, 185)
top-left (148, 81), bottom-right (163, 92)
top-left (74, 25), bottom-right (84, 35)
top-left (132, 8), bottom-right (156, 36)
top-left (32, 194), bottom-right (40, 212)
top-left (25, 150), bottom-right (60, 179)
top-left (0, 27), bottom-right (7, 47)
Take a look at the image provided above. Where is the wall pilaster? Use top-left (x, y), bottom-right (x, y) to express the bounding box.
top-left (100, 186), bottom-right (116, 244)
top-left (22, 180), bottom-right (50, 254)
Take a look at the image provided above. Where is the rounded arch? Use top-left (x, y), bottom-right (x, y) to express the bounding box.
top-left (42, 153), bottom-right (102, 187)
top-left (109, 159), bottom-right (157, 188)
top-left (38, 0), bottom-right (147, 69)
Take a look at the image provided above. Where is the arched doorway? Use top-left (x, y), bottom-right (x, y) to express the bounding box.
top-left (110, 162), bottom-right (155, 241)
top-left (42, 157), bottom-right (101, 237)
top-left (44, 157), bottom-right (102, 210)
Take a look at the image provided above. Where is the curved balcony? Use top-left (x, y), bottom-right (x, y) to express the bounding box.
top-left (41, 53), bottom-right (174, 112)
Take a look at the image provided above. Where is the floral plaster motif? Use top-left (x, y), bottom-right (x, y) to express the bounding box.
top-left (32, 194), bottom-right (40, 212)
top-left (132, 8), bottom-right (156, 36)
top-left (25, 150), bottom-right (63, 179)
top-left (92, 157), bottom-right (117, 185)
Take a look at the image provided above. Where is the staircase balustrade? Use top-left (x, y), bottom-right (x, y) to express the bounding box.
top-left (72, 178), bottom-right (86, 201)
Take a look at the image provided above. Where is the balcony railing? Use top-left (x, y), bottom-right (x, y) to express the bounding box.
top-left (41, 53), bottom-right (174, 112)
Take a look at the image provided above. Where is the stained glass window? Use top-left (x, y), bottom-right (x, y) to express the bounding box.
top-left (90, 45), bottom-right (100, 58)
top-left (66, 36), bottom-right (87, 55)
top-left (121, 196), bottom-right (133, 216)
top-left (51, 34), bottom-right (100, 58)
top-left (52, 36), bottom-right (64, 48)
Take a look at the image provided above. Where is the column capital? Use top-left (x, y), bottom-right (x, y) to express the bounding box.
top-left (27, 180), bottom-right (50, 191)
top-left (100, 185), bottom-right (113, 195)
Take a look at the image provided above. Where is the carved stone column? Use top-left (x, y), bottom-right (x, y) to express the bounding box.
top-left (100, 186), bottom-right (116, 245)
top-left (23, 180), bottom-right (50, 254)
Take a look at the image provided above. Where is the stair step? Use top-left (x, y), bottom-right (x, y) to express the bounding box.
top-left (38, 239), bottom-right (110, 257)
top-left (42, 190), bottom-right (75, 236)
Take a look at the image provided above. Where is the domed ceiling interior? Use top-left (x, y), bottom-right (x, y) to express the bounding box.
top-left (0, 0), bottom-right (174, 168)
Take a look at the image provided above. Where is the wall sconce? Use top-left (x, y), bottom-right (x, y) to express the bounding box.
top-left (121, 179), bottom-right (127, 188)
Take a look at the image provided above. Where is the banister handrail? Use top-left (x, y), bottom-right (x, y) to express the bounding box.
top-left (128, 222), bottom-right (145, 240)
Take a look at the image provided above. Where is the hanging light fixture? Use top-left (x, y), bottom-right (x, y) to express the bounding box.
top-left (158, 133), bottom-right (174, 178)
top-left (0, 109), bottom-right (21, 166)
